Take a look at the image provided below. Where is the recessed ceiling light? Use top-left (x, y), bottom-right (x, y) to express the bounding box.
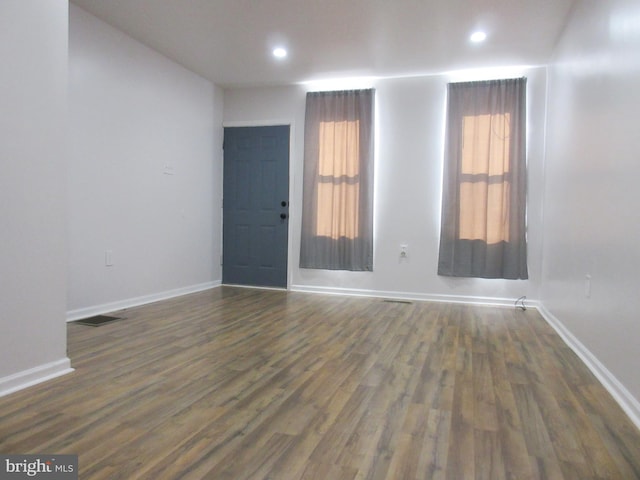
top-left (272, 47), bottom-right (287, 59)
top-left (470, 31), bottom-right (487, 43)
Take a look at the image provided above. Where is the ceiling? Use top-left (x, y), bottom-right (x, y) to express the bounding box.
top-left (70, 0), bottom-right (577, 88)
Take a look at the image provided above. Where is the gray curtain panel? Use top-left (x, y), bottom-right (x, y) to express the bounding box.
top-left (300, 89), bottom-right (375, 271)
top-left (438, 78), bottom-right (528, 279)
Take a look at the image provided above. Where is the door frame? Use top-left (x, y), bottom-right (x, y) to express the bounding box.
top-left (222, 119), bottom-right (295, 289)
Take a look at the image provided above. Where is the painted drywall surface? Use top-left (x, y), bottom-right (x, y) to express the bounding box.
top-left (68, 5), bottom-right (222, 312)
top-left (0, 1), bottom-right (69, 377)
top-left (223, 68), bottom-right (546, 302)
top-left (542, 0), bottom-right (640, 400)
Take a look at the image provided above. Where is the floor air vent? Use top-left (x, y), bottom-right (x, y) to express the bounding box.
top-left (72, 315), bottom-right (123, 327)
top-left (382, 299), bottom-right (413, 304)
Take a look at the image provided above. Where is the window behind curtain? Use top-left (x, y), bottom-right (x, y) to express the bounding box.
top-left (300, 89), bottom-right (374, 271)
top-left (316, 118), bottom-right (361, 240)
top-left (438, 78), bottom-right (528, 279)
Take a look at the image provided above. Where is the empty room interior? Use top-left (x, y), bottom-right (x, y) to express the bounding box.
top-left (2, 0), bottom-right (640, 478)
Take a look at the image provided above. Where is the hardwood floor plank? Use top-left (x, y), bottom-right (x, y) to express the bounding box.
top-left (1, 287), bottom-right (639, 479)
top-left (474, 429), bottom-right (506, 480)
top-left (512, 383), bottom-right (566, 479)
top-left (487, 340), bottom-right (535, 478)
top-left (415, 408), bottom-right (451, 480)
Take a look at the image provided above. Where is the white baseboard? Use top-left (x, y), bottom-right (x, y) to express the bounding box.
top-left (289, 284), bottom-right (528, 308)
top-left (222, 283), bottom-right (287, 292)
top-left (66, 281), bottom-right (221, 322)
top-left (537, 304), bottom-right (640, 430)
top-left (0, 358), bottom-right (74, 398)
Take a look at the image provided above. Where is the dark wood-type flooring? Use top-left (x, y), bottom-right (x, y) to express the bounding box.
top-left (1, 287), bottom-right (639, 479)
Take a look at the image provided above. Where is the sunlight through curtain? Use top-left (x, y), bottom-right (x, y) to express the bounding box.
top-left (300, 89), bottom-right (374, 271)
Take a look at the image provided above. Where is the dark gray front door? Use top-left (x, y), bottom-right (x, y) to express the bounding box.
top-left (223, 126), bottom-right (290, 288)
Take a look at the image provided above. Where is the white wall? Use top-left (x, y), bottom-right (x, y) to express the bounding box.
top-left (224, 68), bottom-right (547, 304)
top-left (542, 0), bottom-right (640, 409)
top-left (0, 0), bottom-right (72, 394)
top-left (68, 5), bottom-right (223, 318)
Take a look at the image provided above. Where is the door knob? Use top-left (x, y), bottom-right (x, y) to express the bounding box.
top-left (281, 201), bottom-right (288, 207)
top-left (280, 213), bottom-right (287, 220)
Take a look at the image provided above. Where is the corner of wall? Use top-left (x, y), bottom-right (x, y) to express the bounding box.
top-left (536, 304), bottom-right (640, 431)
top-left (0, 359), bottom-right (74, 399)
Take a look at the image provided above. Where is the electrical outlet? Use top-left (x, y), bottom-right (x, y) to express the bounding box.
top-left (400, 244), bottom-right (408, 259)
